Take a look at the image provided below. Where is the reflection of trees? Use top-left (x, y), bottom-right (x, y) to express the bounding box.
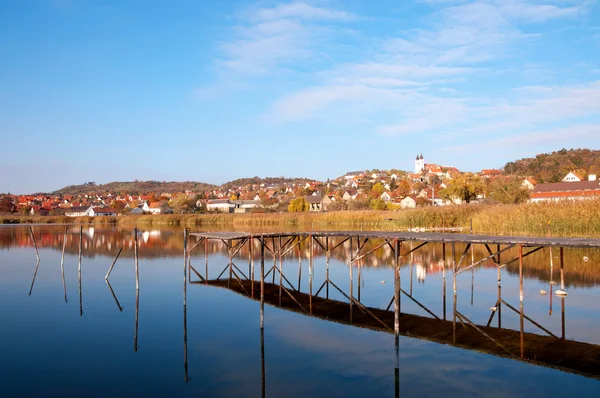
top-left (2, 226), bottom-right (599, 287)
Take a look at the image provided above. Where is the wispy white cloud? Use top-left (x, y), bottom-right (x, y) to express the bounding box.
top-left (249, 1), bottom-right (358, 22)
top-left (209, 2), bottom-right (358, 80)
top-left (444, 123), bottom-right (600, 153)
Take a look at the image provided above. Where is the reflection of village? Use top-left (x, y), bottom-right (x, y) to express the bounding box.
top-left (3, 226), bottom-right (600, 287)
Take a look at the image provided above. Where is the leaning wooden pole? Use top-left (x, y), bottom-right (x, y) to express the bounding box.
top-left (105, 247), bottom-right (122, 280)
top-left (30, 226), bottom-right (40, 262)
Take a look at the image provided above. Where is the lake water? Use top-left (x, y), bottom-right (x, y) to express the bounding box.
top-left (1, 225), bottom-right (600, 397)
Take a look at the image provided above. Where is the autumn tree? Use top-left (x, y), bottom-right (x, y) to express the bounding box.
top-left (440, 173), bottom-right (484, 203)
top-left (489, 177), bottom-right (530, 204)
top-left (288, 197), bottom-right (309, 212)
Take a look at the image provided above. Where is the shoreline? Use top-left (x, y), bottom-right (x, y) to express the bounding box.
top-left (2, 199), bottom-right (600, 238)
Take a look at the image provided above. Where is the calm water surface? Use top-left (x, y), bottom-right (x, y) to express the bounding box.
top-left (1, 225), bottom-right (600, 397)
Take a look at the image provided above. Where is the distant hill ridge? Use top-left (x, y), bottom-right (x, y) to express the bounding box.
top-left (504, 148), bottom-right (600, 183)
top-left (51, 176), bottom-right (312, 195)
top-left (52, 180), bottom-right (216, 195)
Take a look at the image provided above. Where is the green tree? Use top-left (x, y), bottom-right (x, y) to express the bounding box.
top-left (371, 182), bottom-right (384, 197)
top-left (489, 177), bottom-right (530, 204)
top-left (288, 197), bottom-right (309, 212)
top-left (369, 198), bottom-right (388, 210)
top-left (440, 173), bottom-right (484, 203)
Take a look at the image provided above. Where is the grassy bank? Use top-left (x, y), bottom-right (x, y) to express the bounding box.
top-left (2, 199), bottom-right (600, 237)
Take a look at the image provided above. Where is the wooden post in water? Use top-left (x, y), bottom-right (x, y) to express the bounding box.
top-left (560, 247), bottom-right (565, 291)
top-left (29, 260), bottom-right (40, 297)
top-left (561, 296), bottom-right (566, 340)
top-left (30, 226), bottom-right (40, 262)
top-left (229, 239), bottom-right (233, 285)
top-left (105, 247), bottom-right (122, 280)
top-left (409, 241), bottom-right (414, 296)
top-left (205, 237), bottom-right (209, 284)
top-left (442, 242), bottom-right (446, 321)
top-left (134, 228), bottom-right (139, 291)
top-left (183, 229), bottom-right (189, 382)
top-left (349, 236), bottom-right (353, 323)
top-left (60, 227), bottom-right (68, 302)
top-left (394, 239), bottom-right (400, 398)
top-left (78, 226), bottom-right (83, 316)
top-left (260, 236), bottom-right (265, 330)
top-left (183, 229), bottom-right (188, 307)
top-left (309, 235), bottom-right (313, 315)
top-left (497, 244), bottom-right (502, 328)
top-left (251, 237), bottom-right (255, 298)
top-left (278, 235), bottom-right (283, 307)
top-left (325, 237), bottom-right (330, 299)
top-left (394, 239), bottom-right (400, 336)
top-left (134, 288), bottom-right (139, 352)
top-left (519, 244), bottom-right (524, 358)
top-left (184, 284), bottom-right (189, 383)
top-left (297, 237), bottom-right (302, 291)
top-left (261, 324), bottom-right (266, 398)
top-left (452, 243), bottom-right (456, 344)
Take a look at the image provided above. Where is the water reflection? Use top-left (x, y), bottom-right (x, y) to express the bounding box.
top-left (2, 226), bottom-right (600, 396)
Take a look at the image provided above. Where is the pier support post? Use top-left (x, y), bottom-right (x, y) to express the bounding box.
top-left (519, 244), bottom-right (524, 358)
top-left (60, 227), bottom-right (68, 302)
top-left (134, 228), bottom-right (139, 291)
top-left (497, 244), bottom-right (502, 328)
top-left (452, 243), bottom-right (456, 344)
top-left (205, 237), bottom-right (209, 284)
top-left (78, 226), bottom-right (83, 316)
top-left (325, 237), bottom-right (330, 299)
top-left (349, 236), bottom-right (353, 323)
top-left (184, 229), bottom-right (188, 307)
top-left (309, 235), bottom-right (313, 315)
top-left (394, 239), bottom-right (400, 336)
top-left (260, 236), bottom-right (265, 330)
top-left (442, 242), bottom-right (446, 321)
top-left (251, 237), bottom-right (255, 298)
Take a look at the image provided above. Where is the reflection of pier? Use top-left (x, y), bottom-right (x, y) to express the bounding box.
top-left (185, 231), bottom-right (600, 385)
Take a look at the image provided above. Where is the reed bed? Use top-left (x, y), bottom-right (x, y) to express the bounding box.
top-left (2, 199), bottom-right (600, 238)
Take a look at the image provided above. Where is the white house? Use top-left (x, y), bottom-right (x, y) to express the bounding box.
top-left (206, 199), bottom-right (234, 212)
top-left (65, 206), bottom-right (94, 217)
top-left (90, 207), bottom-right (117, 217)
top-left (562, 171), bottom-right (582, 182)
top-left (380, 192), bottom-right (392, 202)
top-left (400, 196), bottom-right (417, 209)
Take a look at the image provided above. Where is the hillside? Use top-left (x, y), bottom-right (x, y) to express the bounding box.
top-left (52, 180), bottom-right (216, 195)
top-left (220, 176), bottom-right (313, 190)
top-left (504, 148), bottom-right (600, 183)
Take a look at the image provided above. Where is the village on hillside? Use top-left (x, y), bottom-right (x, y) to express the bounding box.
top-left (1, 154), bottom-right (599, 217)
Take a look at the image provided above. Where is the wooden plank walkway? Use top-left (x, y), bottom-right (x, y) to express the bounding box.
top-left (189, 231), bottom-right (600, 248)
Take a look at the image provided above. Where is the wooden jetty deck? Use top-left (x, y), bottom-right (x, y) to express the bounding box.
top-left (200, 278), bottom-right (600, 380)
top-left (184, 229), bottom-right (600, 383)
top-left (189, 231), bottom-right (600, 248)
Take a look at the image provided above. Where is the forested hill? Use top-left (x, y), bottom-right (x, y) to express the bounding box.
top-left (220, 176), bottom-right (313, 190)
top-left (504, 148), bottom-right (600, 183)
top-left (52, 180), bottom-right (216, 195)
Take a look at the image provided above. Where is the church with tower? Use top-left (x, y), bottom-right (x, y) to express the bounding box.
top-left (415, 154), bottom-right (425, 174)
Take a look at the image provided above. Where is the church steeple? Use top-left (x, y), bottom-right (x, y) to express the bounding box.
top-left (415, 154), bottom-right (425, 174)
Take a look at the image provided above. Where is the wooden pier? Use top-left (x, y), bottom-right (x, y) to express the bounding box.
top-left (184, 230), bottom-right (600, 385)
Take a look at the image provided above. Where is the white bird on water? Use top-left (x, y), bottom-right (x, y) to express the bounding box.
top-left (381, 280), bottom-right (385, 284)
top-left (556, 290), bottom-right (568, 296)
top-left (540, 289), bottom-right (548, 295)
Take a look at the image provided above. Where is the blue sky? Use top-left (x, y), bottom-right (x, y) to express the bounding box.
top-left (1, 0), bottom-right (599, 193)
